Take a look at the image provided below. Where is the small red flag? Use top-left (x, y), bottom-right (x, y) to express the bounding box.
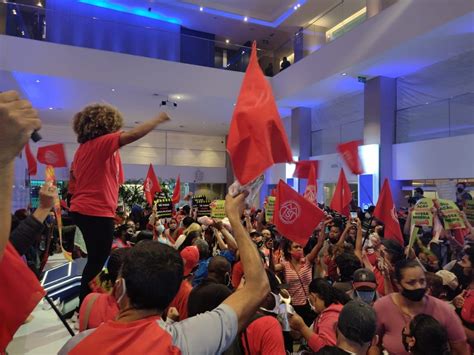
top-left (293, 160), bottom-right (319, 179)
top-left (172, 175), bottom-right (181, 205)
top-left (330, 169), bottom-right (352, 217)
top-left (274, 180), bottom-right (325, 247)
top-left (24, 143), bottom-right (37, 175)
top-left (0, 243), bottom-right (45, 351)
top-left (36, 143), bottom-right (67, 168)
top-left (144, 164), bottom-right (161, 206)
top-left (303, 164), bottom-right (317, 205)
top-left (337, 140), bottom-right (363, 175)
top-left (373, 179), bottom-right (404, 246)
top-left (227, 41), bottom-right (292, 185)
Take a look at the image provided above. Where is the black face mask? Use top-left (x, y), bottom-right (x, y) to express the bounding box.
top-left (457, 187), bottom-right (464, 193)
top-left (401, 287), bottom-right (426, 302)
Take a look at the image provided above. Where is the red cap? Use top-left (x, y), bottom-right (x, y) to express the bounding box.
top-left (180, 246), bottom-right (199, 276)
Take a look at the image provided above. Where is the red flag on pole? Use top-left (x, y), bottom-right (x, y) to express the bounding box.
top-left (337, 140), bottom-right (363, 175)
top-left (24, 143), bottom-right (37, 175)
top-left (274, 180), bottom-right (325, 247)
top-left (293, 160), bottom-right (319, 179)
top-left (303, 164), bottom-right (318, 205)
top-left (0, 243), bottom-right (45, 351)
top-left (227, 41), bottom-right (292, 185)
top-left (330, 169), bottom-right (352, 217)
top-left (37, 143), bottom-right (67, 168)
top-left (144, 164), bottom-right (161, 206)
top-left (172, 176), bottom-right (181, 205)
top-left (373, 179), bottom-right (404, 246)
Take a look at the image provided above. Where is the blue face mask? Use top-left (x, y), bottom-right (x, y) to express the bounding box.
top-left (355, 290), bottom-right (375, 304)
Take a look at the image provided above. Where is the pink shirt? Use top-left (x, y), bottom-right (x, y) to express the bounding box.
top-left (374, 294), bottom-right (466, 355)
top-left (308, 303), bottom-right (343, 352)
top-left (283, 259), bottom-right (312, 306)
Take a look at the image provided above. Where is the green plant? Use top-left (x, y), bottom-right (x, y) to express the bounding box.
top-left (119, 178), bottom-right (177, 209)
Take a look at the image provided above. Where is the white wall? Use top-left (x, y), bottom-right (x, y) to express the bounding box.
top-left (393, 134), bottom-right (474, 180)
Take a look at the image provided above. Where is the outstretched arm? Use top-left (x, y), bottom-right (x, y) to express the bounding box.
top-left (0, 91), bottom-right (41, 260)
top-left (119, 113), bottom-right (170, 147)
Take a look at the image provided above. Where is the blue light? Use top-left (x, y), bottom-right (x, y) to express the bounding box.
top-left (79, 0), bottom-right (182, 25)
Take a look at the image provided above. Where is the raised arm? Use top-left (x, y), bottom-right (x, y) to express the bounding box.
top-left (119, 113), bottom-right (169, 147)
top-left (0, 91), bottom-right (41, 260)
top-left (306, 223), bottom-right (327, 264)
top-left (223, 193), bottom-right (269, 331)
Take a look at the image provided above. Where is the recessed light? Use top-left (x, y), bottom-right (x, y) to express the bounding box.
top-left (176, 96), bottom-right (181, 99)
top-left (111, 88), bottom-right (115, 92)
top-left (294, 5), bottom-right (298, 10)
top-left (225, 39), bottom-right (230, 44)
top-left (35, 79), bottom-right (40, 83)
top-left (12, 9), bottom-right (17, 15)
top-left (243, 16), bottom-right (248, 22)
top-left (199, 6), bottom-right (203, 11)
top-left (48, 107), bottom-right (54, 110)
top-left (37, 1), bottom-right (42, 7)
top-left (297, 3), bottom-right (301, 8)
top-left (341, 72), bottom-right (347, 76)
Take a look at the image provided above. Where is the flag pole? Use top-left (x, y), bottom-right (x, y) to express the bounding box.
top-left (44, 294), bottom-right (75, 336)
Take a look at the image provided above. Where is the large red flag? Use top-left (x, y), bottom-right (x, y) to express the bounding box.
top-left (293, 160), bottom-right (319, 179)
top-left (144, 164), bottom-right (161, 206)
top-left (330, 169), bottom-right (352, 217)
top-left (227, 41), bottom-right (292, 185)
top-left (36, 143), bottom-right (67, 168)
top-left (303, 164), bottom-right (317, 205)
top-left (24, 143), bottom-right (37, 175)
top-left (172, 176), bottom-right (181, 205)
top-left (274, 180), bottom-right (325, 247)
top-left (373, 179), bottom-right (404, 246)
top-left (337, 140), bottom-right (363, 175)
top-left (0, 243), bottom-right (45, 351)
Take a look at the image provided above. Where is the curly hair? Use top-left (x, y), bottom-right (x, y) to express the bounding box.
top-left (73, 103), bottom-right (124, 143)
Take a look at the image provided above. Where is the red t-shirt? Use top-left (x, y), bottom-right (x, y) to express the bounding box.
top-left (79, 293), bottom-right (119, 332)
top-left (232, 261), bottom-right (244, 289)
top-left (241, 316), bottom-right (286, 355)
top-left (168, 280), bottom-right (192, 321)
top-left (70, 132), bottom-right (124, 218)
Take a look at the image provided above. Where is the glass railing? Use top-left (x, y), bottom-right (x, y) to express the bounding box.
top-left (0, 2), bottom-right (273, 73)
top-left (396, 92), bottom-right (474, 143)
top-left (1, 1), bottom-right (395, 75)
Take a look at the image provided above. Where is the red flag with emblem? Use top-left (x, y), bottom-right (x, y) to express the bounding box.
top-left (274, 180), bottom-right (325, 247)
top-left (24, 142), bottom-right (37, 175)
top-left (373, 179), bottom-right (404, 246)
top-left (0, 243), bottom-right (45, 351)
top-left (337, 140), bottom-right (363, 175)
top-left (227, 41), bottom-right (292, 185)
top-left (303, 164), bottom-right (317, 205)
top-left (172, 175), bottom-right (181, 205)
top-left (36, 143), bottom-right (67, 168)
top-left (330, 169), bottom-right (352, 217)
top-left (144, 164), bottom-right (161, 206)
top-left (293, 160), bottom-right (319, 179)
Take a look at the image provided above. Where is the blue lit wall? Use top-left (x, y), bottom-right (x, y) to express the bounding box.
top-left (45, 0), bottom-right (180, 61)
top-left (180, 27), bottom-right (215, 68)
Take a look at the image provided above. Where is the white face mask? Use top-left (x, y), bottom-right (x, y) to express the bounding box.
top-left (308, 296), bottom-right (316, 312)
top-left (155, 224), bottom-right (165, 234)
top-left (116, 278), bottom-right (127, 305)
top-left (260, 292), bottom-right (281, 314)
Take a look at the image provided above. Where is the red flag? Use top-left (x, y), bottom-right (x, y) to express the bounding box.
top-left (303, 164), bottom-right (317, 205)
top-left (274, 180), bottom-right (325, 247)
top-left (0, 243), bottom-right (45, 351)
top-left (373, 179), bottom-right (404, 246)
top-left (24, 143), bottom-right (37, 175)
top-left (172, 176), bottom-right (181, 205)
top-left (337, 140), bottom-right (363, 175)
top-left (293, 160), bottom-right (319, 179)
top-left (330, 169), bottom-right (352, 217)
top-left (144, 164), bottom-right (161, 206)
top-left (37, 143), bottom-right (67, 168)
top-left (227, 41), bottom-right (292, 185)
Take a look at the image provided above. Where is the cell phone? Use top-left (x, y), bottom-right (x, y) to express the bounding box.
top-left (350, 212), bottom-right (357, 219)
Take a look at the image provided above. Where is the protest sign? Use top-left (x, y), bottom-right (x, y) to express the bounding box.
top-left (210, 200), bottom-right (226, 219)
top-left (466, 201), bottom-right (474, 225)
top-left (193, 196), bottom-right (212, 217)
top-left (265, 196), bottom-right (276, 223)
top-left (412, 198), bottom-right (434, 226)
top-left (436, 199), bottom-right (465, 230)
top-left (155, 198), bottom-right (173, 218)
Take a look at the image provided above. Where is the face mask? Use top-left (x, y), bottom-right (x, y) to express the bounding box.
top-left (291, 251), bottom-right (303, 260)
top-left (355, 290), bottom-right (376, 304)
top-left (365, 212), bottom-right (371, 219)
top-left (457, 187), bottom-right (464, 193)
top-left (401, 287), bottom-right (426, 302)
top-left (224, 272), bottom-right (231, 287)
top-left (116, 278), bottom-right (127, 305)
top-left (155, 224), bottom-right (165, 234)
top-left (308, 297), bottom-right (316, 312)
top-left (260, 292), bottom-right (281, 314)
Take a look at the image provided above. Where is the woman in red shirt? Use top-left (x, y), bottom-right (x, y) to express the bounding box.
top-left (70, 104), bottom-right (169, 304)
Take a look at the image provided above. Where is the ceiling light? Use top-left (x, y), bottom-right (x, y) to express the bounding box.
top-left (297, 3), bottom-right (301, 8)
top-left (243, 16), bottom-right (248, 22)
top-left (294, 6), bottom-right (298, 10)
top-left (48, 107), bottom-right (54, 110)
top-left (35, 79), bottom-right (40, 83)
top-left (37, 1), bottom-right (43, 7)
top-left (341, 72), bottom-right (347, 76)
top-left (225, 39), bottom-right (230, 44)
top-left (111, 88), bottom-right (115, 92)
top-left (176, 96), bottom-right (181, 99)
top-left (12, 9), bottom-right (17, 15)
top-left (199, 6), bottom-right (203, 11)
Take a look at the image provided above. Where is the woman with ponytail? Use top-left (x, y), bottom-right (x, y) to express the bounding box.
top-left (289, 278), bottom-right (350, 352)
